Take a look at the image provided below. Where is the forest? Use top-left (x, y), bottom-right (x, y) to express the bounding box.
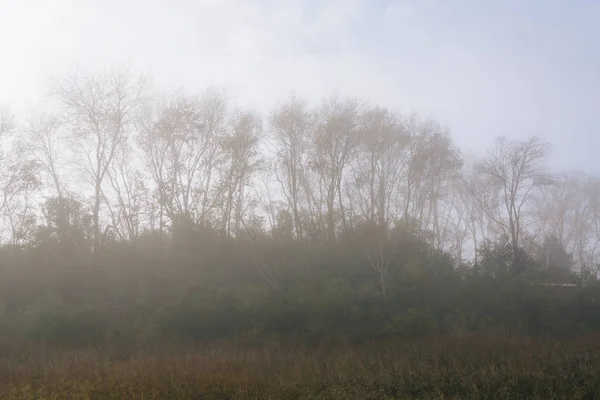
top-left (1, 66), bottom-right (600, 398)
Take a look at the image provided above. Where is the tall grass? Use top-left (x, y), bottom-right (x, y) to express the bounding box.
top-left (0, 333), bottom-right (599, 399)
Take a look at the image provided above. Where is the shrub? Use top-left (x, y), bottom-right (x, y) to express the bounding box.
top-left (26, 301), bottom-right (110, 346)
top-left (157, 298), bottom-right (240, 340)
top-left (388, 308), bottom-right (437, 337)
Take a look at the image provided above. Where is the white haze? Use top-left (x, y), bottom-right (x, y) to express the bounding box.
top-left (1, 0), bottom-right (600, 172)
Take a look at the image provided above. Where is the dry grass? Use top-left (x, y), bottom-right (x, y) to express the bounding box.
top-left (0, 333), bottom-right (599, 399)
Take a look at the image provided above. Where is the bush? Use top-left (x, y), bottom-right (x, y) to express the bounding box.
top-left (26, 301), bottom-right (110, 346)
top-left (158, 298), bottom-right (241, 340)
top-left (388, 308), bottom-right (437, 337)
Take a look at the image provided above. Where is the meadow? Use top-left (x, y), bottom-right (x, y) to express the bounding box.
top-left (1, 333), bottom-right (599, 399)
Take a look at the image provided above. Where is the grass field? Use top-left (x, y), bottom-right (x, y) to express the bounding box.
top-left (0, 333), bottom-right (599, 399)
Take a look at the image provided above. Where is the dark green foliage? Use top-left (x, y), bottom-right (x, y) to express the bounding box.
top-left (159, 301), bottom-right (240, 340)
top-left (0, 220), bottom-right (596, 346)
top-left (34, 196), bottom-right (94, 256)
top-left (478, 236), bottom-right (538, 278)
top-left (27, 302), bottom-right (109, 346)
top-left (534, 235), bottom-right (576, 283)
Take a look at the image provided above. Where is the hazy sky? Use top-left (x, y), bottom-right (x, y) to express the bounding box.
top-left (1, 0), bottom-right (599, 171)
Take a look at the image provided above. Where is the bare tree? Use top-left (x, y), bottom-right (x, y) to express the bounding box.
top-left (51, 66), bottom-right (147, 252)
top-left (443, 177), bottom-right (472, 261)
top-left (2, 157), bottom-right (42, 246)
top-left (0, 107), bottom-right (41, 245)
top-left (352, 221), bottom-right (391, 303)
top-left (24, 111), bottom-right (65, 197)
top-left (137, 89), bottom-right (228, 230)
top-left (268, 96), bottom-right (312, 241)
top-left (0, 106), bottom-right (15, 136)
top-left (351, 107), bottom-right (408, 229)
top-left (475, 136), bottom-right (552, 253)
top-left (104, 141), bottom-right (148, 241)
top-left (461, 157), bottom-right (500, 265)
top-left (309, 97), bottom-right (361, 240)
top-left (534, 174), bottom-right (588, 254)
top-left (408, 123), bottom-right (462, 244)
top-left (220, 111), bottom-right (262, 237)
top-left (136, 94), bottom-right (171, 236)
top-left (401, 117), bottom-right (461, 236)
top-left (578, 176), bottom-right (600, 278)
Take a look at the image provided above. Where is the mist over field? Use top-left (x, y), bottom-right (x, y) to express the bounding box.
top-left (1, 1), bottom-right (600, 398)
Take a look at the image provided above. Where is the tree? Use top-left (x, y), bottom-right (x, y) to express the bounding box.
top-left (474, 137), bottom-right (552, 254)
top-left (52, 67), bottom-right (147, 252)
top-left (411, 123), bottom-right (462, 246)
top-left (104, 142), bottom-right (148, 241)
top-left (309, 97), bottom-right (361, 240)
top-left (0, 106), bottom-right (15, 136)
top-left (220, 111), bottom-right (262, 237)
top-left (350, 107), bottom-right (408, 229)
top-left (534, 234), bottom-right (574, 280)
top-left (533, 174), bottom-right (590, 271)
top-left (461, 157), bottom-right (501, 265)
top-left (351, 220), bottom-right (391, 303)
top-left (24, 111), bottom-right (65, 198)
top-left (0, 108), bottom-right (43, 246)
top-left (35, 196), bottom-right (93, 256)
top-left (271, 208), bottom-right (294, 240)
top-left (442, 177), bottom-right (471, 262)
top-left (1, 158), bottom-right (41, 246)
top-left (137, 89), bottom-right (228, 230)
top-left (478, 236), bottom-right (535, 278)
top-left (268, 96), bottom-right (312, 240)
top-left (396, 116), bottom-right (462, 245)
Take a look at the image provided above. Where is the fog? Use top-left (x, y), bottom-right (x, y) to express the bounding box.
top-left (2, 1), bottom-right (600, 170)
top-left (0, 1), bottom-right (600, 398)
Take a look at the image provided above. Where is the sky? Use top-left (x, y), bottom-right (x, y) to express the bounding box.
top-left (0, 0), bottom-right (599, 172)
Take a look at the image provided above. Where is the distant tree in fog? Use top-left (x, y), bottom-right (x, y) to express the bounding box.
top-left (51, 67), bottom-right (147, 252)
top-left (475, 137), bottom-right (552, 253)
top-left (268, 96), bottom-right (312, 241)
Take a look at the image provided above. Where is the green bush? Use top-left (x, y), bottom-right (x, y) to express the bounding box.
top-left (26, 302), bottom-right (109, 346)
top-left (388, 308), bottom-right (437, 337)
top-left (157, 299), bottom-right (241, 340)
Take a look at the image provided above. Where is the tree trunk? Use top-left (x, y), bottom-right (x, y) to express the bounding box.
top-left (93, 181), bottom-right (101, 253)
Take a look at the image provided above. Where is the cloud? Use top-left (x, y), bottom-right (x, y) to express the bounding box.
top-left (383, 1), bottom-right (418, 23)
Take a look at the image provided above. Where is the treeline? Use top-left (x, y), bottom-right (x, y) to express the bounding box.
top-left (0, 66), bottom-right (599, 345)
